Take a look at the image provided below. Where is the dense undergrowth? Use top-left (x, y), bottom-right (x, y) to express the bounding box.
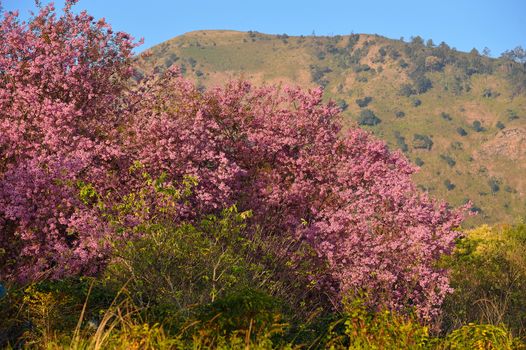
top-left (1, 222), bottom-right (526, 348)
top-left (1, 1), bottom-right (525, 349)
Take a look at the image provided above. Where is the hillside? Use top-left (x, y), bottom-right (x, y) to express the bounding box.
top-left (134, 30), bottom-right (526, 225)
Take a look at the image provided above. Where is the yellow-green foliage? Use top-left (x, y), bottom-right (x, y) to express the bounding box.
top-left (441, 323), bottom-right (524, 350)
top-left (321, 298), bottom-right (523, 349)
top-left (442, 223), bottom-right (526, 338)
top-left (2, 280), bottom-right (525, 349)
top-left (324, 298), bottom-right (431, 349)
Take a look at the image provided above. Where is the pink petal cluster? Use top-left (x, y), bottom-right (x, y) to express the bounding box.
top-left (0, 3), bottom-right (466, 320)
top-left (0, 1), bottom-right (136, 280)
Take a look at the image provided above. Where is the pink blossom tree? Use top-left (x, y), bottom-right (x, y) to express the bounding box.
top-left (0, 0), bottom-right (137, 280)
top-left (129, 72), bottom-right (467, 320)
top-left (1, 2), bottom-right (466, 321)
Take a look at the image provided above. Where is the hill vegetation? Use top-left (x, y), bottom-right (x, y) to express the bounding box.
top-left (135, 30), bottom-right (526, 226)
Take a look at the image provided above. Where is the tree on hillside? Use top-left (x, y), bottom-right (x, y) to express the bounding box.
top-left (501, 46), bottom-right (526, 64)
top-left (410, 36), bottom-right (424, 47)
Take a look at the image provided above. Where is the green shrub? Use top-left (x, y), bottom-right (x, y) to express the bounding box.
top-left (194, 288), bottom-right (283, 337)
top-left (444, 179), bottom-right (456, 191)
top-left (451, 141), bottom-right (463, 150)
top-left (356, 96), bottom-right (373, 108)
top-left (441, 112), bottom-right (452, 121)
top-left (394, 132), bottom-right (408, 152)
top-left (395, 110), bottom-right (405, 118)
top-left (337, 99), bottom-right (349, 111)
top-left (440, 154), bottom-right (456, 167)
top-left (442, 323), bottom-right (521, 349)
top-left (456, 127), bottom-right (468, 136)
top-left (324, 297), bottom-right (431, 350)
top-left (507, 109), bottom-right (519, 121)
top-left (310, 65), bottom-right (331, 87)
top-left (358, 109), bottom-right (381, 126)
top-left (106, 206), bottom-right (268, 322)
top-left (413, 134), bottom-right (433, 150)
top-left (472, 120), bottom-right (485, 132)
top-left (400, 83), bottom-right (416, 97)
top-left (441, 224), bottom-right (526, 338)
top-left (414, 75), bottom-right (433, 94)
top-left (354, 64), bottom-right (371, 73)
top-left (0, 277), bottom-right (115, 348)
top-left (489, 178), bottom-right (500, 193)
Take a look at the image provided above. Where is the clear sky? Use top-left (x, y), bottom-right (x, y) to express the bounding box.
top-left (2, 0), bottom-right (525, 56)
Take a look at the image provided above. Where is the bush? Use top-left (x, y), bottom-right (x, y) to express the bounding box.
top-left (414, 75), bottom-right (433, 94)
top-left (354, 64), bottom-right (371, 73)
top-left (472, 120), bottom-right (485, 132)
top-left (444, 180), bottom-right (456, 191)
top-left (324, 297), bottom-right (431, 349)
top-left (347, 34), bottom-right (360, 49)
top-left (440, 154), bottom-right (456, 167)
top-left (488, 178), bottom-right (500, 193)
top-left (356, 96), bottom-right (373, 108)
top-left (400, 83), bottom-right (416, 97)
top-left (194, 288), bottom-right (282, 337)
top-left (507, 109), bottom-right (519, 121)
top-left (395, 110), bottom-right (406, 118)
top-left (413, 134), bottom-right (433, 150)
top-left (425, 56), bottom-right (444, 71)
top-left (415, 157), bottom-right (425, 166)
top-left (357, 75), bottom-right (369, 82)
top-left (164, 53), bottom-right (179, 68)
top-left (457, 127), bottom-right (468, 136)
top-left (310, 65), bottom-right (332, 87)
top-left (0, 277), bottom-right (116, 348)
top-left (337, 99), bottom-right (349, 111)
top-left (394, 132), bottom-right (409, 152)
top-left (443, 323), bottom-right (521, 349)
top-left (441, 112), bottom-right (452, 121)
top-left (442, 224), bottom-right (526, 338)
top-left (496, 121), bottom-right (506, 130)
top-left (358, 109), bottom-right (382, 126)
top-left (107, 207), bottom-right (259, 319)
top-left (451, 141), bottom-right (463, 150)
top-left (412, 98), bottom-right (422, 107)
top-left (388, 48), bottom-right (400, 60)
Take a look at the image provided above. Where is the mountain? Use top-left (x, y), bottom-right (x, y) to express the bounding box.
top-left (134, 30), bottom-right (526, 226)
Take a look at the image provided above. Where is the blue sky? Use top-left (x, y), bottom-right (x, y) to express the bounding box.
top-left (3, 0), bottom-right (525, 56)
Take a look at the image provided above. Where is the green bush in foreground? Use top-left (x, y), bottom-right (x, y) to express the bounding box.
top-left (442, 224), bottom-right (526, 339)
top-left (1, 269), bottom-right (525, 349)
